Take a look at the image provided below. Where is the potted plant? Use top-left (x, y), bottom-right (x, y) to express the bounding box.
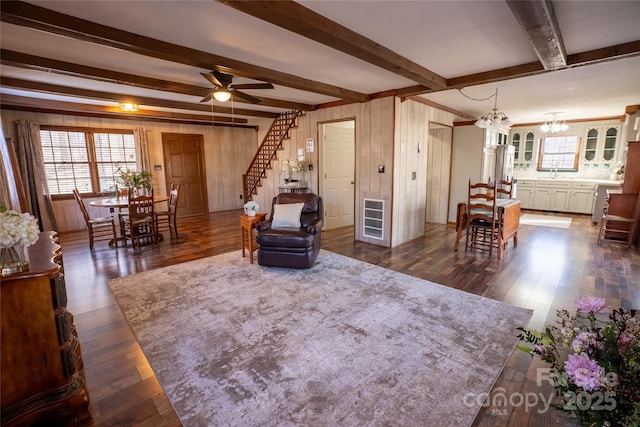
top-left (243, 200), bottom-right (259, 217)
top-left (117, 167), bottom-right (152, 194)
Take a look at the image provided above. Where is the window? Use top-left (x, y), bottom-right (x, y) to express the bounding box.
top-left (40, 127), bottom-right (137, 196)
top-left (538, 135), bottom-right (580, 170)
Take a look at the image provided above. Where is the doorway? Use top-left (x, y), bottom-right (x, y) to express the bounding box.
top-left (426, 123), bottom-right (453, 224)
top-left (161, 133), bottom-right (208, 216)
top-left (320, 120), bottom-right (355, 230)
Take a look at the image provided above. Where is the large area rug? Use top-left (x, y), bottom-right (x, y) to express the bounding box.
top-left (109, 250), bottom-right (532, 427)
top-left (520, 213), bottom-right (572, 229)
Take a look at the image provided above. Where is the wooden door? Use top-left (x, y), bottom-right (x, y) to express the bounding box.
top-left (162, 133), bottom-right (208, 217)
top-left (426, 125), bottom-right (452, 224)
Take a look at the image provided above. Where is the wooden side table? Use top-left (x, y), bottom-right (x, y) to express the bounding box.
top-left (240, 213), bottom-right (267, 264)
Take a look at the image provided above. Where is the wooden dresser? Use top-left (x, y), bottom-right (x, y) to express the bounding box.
top-left (603, 141), bottom-right (640, 243)
top-left (1, 232), bottom-right (90, 426)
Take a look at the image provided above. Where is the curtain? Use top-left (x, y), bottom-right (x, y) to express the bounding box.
top-left (134, 128), bottom-right (151, 172)
top-left (0, 143), bottom-right (9, 209)
top-left (14, 120), bottom-right (58, 231)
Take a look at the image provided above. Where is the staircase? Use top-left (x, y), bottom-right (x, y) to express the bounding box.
top-left (243, 110), bottom-right (303, 201)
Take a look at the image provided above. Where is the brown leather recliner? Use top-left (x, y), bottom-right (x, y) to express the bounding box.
top-left (256, 193), bottom-right (323, 268)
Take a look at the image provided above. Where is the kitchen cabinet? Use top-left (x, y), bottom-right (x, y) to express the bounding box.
top-left (533, 181), bottom-right (571, 212)
top-left (514, 179), bottom-right (600, 213)
top-left (569, 182), bottom-right (597, 214)
top-left (516, 180), bottom-right (535, 209)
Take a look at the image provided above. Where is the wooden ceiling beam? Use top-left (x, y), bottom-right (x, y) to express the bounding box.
top-left (397, 40), bottom-right (640, 97)
top-left (1, 77), bottom-right (279, 118)
top-left (0, 50), bottom-right (316, 111)
top-left (0, 1), bottom-right (369, 102)
top-left (0, 95), bottom-right (251, 125)
top-left (506, 0), bottom-right (567, 70)
top-left (217, 0), bottom-right (447, 90)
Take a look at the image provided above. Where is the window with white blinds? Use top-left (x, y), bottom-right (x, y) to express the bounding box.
top-left (40, 127), bottom-right (137, 196)
top-left (538, 135), bottom-right (580, 171)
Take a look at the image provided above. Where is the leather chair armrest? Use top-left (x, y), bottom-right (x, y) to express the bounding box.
top-left (306, 219), bottom-right (323, 234)
top-left (256, 221), bottom-right (272, 232)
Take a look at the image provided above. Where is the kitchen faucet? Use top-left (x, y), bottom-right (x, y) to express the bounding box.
top-left (552, 164), bottom-right (558, 179)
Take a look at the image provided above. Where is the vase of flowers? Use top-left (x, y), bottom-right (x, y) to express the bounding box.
top-left (517, 297), bottom-right (639, 426)
top-left (281, 159), bottom-right (304, 187)
top-left (243, 200), bottom-right (259, 217)
top-left (117, 167), bottom-right (152, 194)
top-left (0, 206), bottom-right (40, 276)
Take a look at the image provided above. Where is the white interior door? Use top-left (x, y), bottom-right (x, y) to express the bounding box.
top-left (321, 121), bottom-right (355, 230)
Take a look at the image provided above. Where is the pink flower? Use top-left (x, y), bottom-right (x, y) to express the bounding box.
top-left (571, 332), bottom-right (603, 353)
top-left (574, 296), bottom-right (607, 313)
top-left (564, 353), bottom-right (603, 391)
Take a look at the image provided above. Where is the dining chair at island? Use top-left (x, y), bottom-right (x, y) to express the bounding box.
top-left (122, 190), bottom-right (157, 249)
top-left (72, 188), bottom-right (118, 251)
top-left (155, 183), bottom-right (180, 239)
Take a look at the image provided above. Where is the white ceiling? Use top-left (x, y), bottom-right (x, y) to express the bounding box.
top-left (1, 0), bottom-right (639, 125)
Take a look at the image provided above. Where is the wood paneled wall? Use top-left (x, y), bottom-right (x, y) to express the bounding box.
top-left (251, 100), bottom-right (395, 247)
top-left (2, 97), bottom-right (459, 245)
top-left (391, 99), bottom-right (456, 247)
top-left (0, 110), bottom-right (269, 232)
top-left (255, 97), bottom-right (457, 248)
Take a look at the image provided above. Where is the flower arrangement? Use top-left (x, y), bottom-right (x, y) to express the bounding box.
top-left (0, 206), bottom-right (40, 275)
top-left (517, 297), bottom-right (640, 426)
top-left (244, 201), bottom-right (259, 212)
top-left (281, 159), bottom-right (304, 183)
top-left (117, 167), bottom-right (152, 191)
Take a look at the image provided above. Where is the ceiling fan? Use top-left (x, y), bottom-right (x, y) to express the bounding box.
top-left (200, 71), bottom-right (274, 104)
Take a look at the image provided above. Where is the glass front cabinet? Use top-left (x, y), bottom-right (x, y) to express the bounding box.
top-left (582, 125), bottom-right (621, 177)
top-left (511, 129), bottom-right (538, 172)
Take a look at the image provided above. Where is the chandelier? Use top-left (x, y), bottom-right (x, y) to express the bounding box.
top-left (474, 89), bottom-right (513, 131)
top-left (540, 112), bottom-right (569, 133)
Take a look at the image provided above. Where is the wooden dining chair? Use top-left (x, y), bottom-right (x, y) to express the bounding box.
top-left (72, 189), bottom-right (117, 251)
top-left (155, 183), bottom-right (180, 239)
top-left (496, 179), bottom-right (514, 199)
top-left (465, 179), bottom-right (498, 256)
top-left (123, 189), bottom-right (157, 249)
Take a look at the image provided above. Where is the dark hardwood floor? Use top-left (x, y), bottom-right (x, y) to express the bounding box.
top-left (57, 210), bottom-right (639, 426)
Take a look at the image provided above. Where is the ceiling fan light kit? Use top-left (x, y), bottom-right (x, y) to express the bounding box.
top-left (540, 112), bottom-right (569, 133)
top-left (213, 89), bottom-right (232, 102)
top-left (201, 70), bottom-right (274, 104)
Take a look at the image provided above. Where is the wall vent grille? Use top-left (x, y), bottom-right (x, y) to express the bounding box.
top-left (363, 198), bottom-right (384, 239)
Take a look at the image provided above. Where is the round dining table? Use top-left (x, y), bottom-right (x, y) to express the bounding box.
top-left (89, 194), bottom-right (170, 246)
top-left (89, 194), bottom-right (169, 211)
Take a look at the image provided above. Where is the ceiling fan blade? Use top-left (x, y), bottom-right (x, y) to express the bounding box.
top-left (201, 72), bottom-right (223, 87)
top-left (200, 92), bottom-right (213, 103)
top-left (230, 83), bottom-right (274, 90)
top-left (231, 90), bottom-right (262, 104)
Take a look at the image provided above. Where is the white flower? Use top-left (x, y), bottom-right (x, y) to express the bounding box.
top-left (0, 207), bottom-right (40, 249)
top-left (243, 201), bottom-right (259, 212)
